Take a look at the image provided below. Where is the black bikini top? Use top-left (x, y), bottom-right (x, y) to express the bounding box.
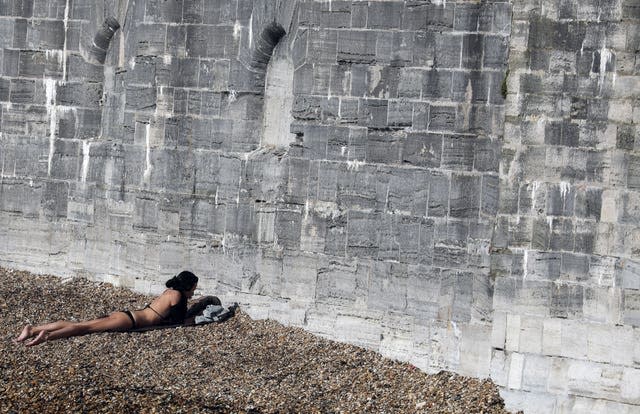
top-left (147, 290), bottom-right (188, 324)
top-left (167, 291), bottom-right (188, 323)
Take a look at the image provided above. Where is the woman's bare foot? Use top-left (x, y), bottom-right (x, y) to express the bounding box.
top-left (25, 330), bottom-right (49, 347)
top-left (14, 325), bottom-right (33, 343)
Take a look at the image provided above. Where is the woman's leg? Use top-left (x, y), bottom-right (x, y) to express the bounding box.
top-left (24, 312), bottom-right (134, 346)
top-left (15, 320), bottom-right (75, 343)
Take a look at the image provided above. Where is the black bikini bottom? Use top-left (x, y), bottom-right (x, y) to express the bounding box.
top-left (122, 310), bottom-right (136, 329)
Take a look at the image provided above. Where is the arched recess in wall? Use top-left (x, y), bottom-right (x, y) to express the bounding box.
top-left (86, 17), bottom-right (121, 65)
top-left (248, 23), bottom-right (296, 148)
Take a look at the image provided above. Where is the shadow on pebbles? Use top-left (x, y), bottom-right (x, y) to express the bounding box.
top-left (1, 268), bottom-right (517, 414)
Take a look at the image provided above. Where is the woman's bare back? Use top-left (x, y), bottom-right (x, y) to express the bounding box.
top-left (131, 289), bottom-right (184, 328)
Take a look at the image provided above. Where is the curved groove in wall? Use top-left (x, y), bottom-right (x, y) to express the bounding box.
top-left (248, 22), bottom-right (287, 72)
top-left (87, 17), bottom-right (122, 65)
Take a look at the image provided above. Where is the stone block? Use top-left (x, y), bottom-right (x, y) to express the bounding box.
top-left (186, 90), bottom-right (201, 115)
top-left (551, 282), bottom-right (584, 319)
top-left (621, 367), bottom-right (640, 403)
top-left (452, 70), bottom-right (490, 104)
top-left (449, 173), bottom-right (480, 218)
top-left (314, 2), bottom-right (352, 29)
top-left (134, 23), bottom-right (166, 56)
top-left (587, 323), bottom-right (634, 365)
top-left (199, 60), bottom-right (229, 91)
top-left (482, 35), bottom-right (509, 69)
top-left (505, 313), bottom-right (521, 351)
top-left (387, 99), bottom-right (413, 127)
top-left (519, 316), bottom-right (544, 355)
top-left (549, 218), bottom-right (575, 252)
top-left (9, 79), bottom-right (35, 104)
top-left (459, 324), bottom-right (492, 378)
top-left (308, 28), bottom-right (337, 64)
top-left (335, 313), bottom-right (382, 350)
top-left (145, 0), bottom-right (182, 23)
top-left (427, 171), bottom-right (450, 217)
top-left (316, 258), bottom-right (361, 305)
top-left (433, 245), bottom-right (467, 269)
top-left (0, 179), bottom-right (42, 217)
top-left (387, 169), bottom-right (429, 216)
top-left (170, 58), bottom-right (201, 88)
top-left (559, 319), bottom-right (589, 360)
top-left (364, 129), bottom-right (401, 164)
top-left (407, 265), bottom-right (440, 318)
top-left (623, 289), bottom-right (640, 326)
top-left (26, 19), bottom-right (64, 49)
top-left (442, 134), bottom-right (474, 171)
top-left (434, 219), bottom-right (468, 249)
top-left (18, 50), bottom-right (63, 79)
top-left (481, 175), bottom-right (499, 218)
top-left (397, 68), bottom-right (423, 99)
top-left (462, 34), bottom-right (483, 70)
top-left (225, 204), bottom-right (255, 238)
top-left (42, 180), bottom-right (69, 218)
top-left (619, 191), bottom-right (640, 225)
top-left (150, 148), bottom-right (196, 193)
top-left (508, 352), bottom-right (525, 390)
top-left (567, 359), bottom-right (624, 401)
top-left (435, 33), bottom-right (461, 69)
top-left (424, 3), bottom-right (455, 31)
top-left (492, 311), bottom-right (507, 349)
top-left (522, 354), bottom-right (551, 392)
top-left (422, 69), bottom-right (452, 100)
top-left (273, 207), bottom-right (302, 250)
top-left (367, 261), bottom-right (408, 313)
top-left (337, 29), bottom-right (376, 64)
top-left (48, 138), bottom-right (79, 180)
top-left (367, 2), bottom-right (402, 29)
top-left (401, 132), bottom-right (442, 168)
top-left (516, 279), bottom-right (554, 316)
top-left (500, 389), bottom-right (557, 414)
top-left (133, 196), bottom-right (159, 230)
top-left (357, 99), bottom-right (388, 128)
top-left (380, 314), bottom-right (415, 362)
top-left (454, 3), bottom-right (480, 31)
top-left (616, 258), bottom-right (640, 290)
top-left (429, 105), bottom-right (456, 132)
top-left (350, 2), bottom-right (367, 28)
top-left (185, 25), bottom-right (234, 59)
top-left (346, 210), bottom-right (378, 259)
top-left (412, 31), bottom-right (436, 67)
top-left (125, 85), bottom-right (157, 111)
top-left (4, 16), bottom-right (24, 49)
top-left (203, 0), bottom-right (236, 25)
top-left (490, 348), bottom-right (509, 387)
top-left (560, 252), bottom-right (590, 280)
top-left (324, 213), bottom-right (347, 257)
top-left (182, 0), bottom-right (204, 24)
top-left (372, 213), bottom-right (406, 261)
top-left (0, 77), bottom-right (9, 101)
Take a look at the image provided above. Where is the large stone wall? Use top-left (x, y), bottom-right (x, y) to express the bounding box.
top-left (0, 1), bottom-right (638, 413)
top-left (492, 0), bottom-right (640, 412)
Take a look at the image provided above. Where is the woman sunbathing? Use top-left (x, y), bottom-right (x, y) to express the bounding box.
top-left (15, 270), bottom-right (216, 346)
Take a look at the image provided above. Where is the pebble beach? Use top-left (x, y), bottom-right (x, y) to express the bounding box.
top-left (1, 268), bottom-right (517, 413)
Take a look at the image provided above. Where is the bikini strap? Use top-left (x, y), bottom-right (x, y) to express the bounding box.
top-left (146, 304), bottom-right (167, 320)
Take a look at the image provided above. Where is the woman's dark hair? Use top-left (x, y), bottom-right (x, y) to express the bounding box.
top-left (166, 271), bottom-right (198, 292)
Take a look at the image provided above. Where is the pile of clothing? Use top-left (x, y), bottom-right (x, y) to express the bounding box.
top-left (194, 302), bottom-right (238, 324)
top-left (186, 295), bottom-right (239, 325)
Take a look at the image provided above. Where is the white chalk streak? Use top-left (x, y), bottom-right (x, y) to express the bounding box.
top-left (45, 79), bottom-right (57, 177)
top-left (81, 141), bottom-right (91, 183)
top-left (143, 123), bottom-right (153, 184)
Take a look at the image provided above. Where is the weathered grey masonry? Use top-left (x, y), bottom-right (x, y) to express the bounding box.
top-left (0, 1), bottom-right (639, 412)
